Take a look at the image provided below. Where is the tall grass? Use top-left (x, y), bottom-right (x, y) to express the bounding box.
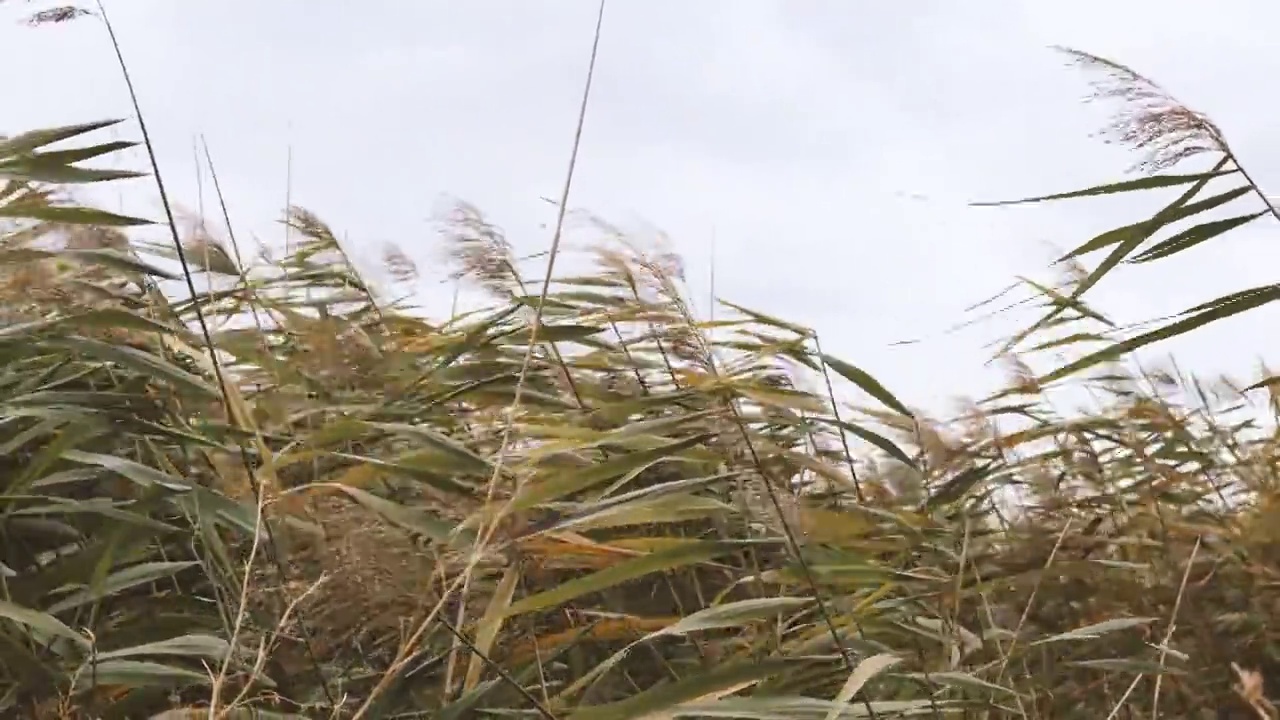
top-left (2, 10), bottom-right (1280, 720)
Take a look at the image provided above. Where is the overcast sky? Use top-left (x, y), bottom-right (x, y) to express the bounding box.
top-left (5, 0), bottom-right (1280, 416)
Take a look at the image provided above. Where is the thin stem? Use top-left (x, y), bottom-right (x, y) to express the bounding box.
top-left (466, 0), bottom-right (606, 568)
top-left (351, 3), bottom-right (607, 716)
top-left (813, 334), bottom-right (864, 502)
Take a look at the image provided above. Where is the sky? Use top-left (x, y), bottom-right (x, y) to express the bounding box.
top-left (5, 0), bottom-right (1280, 418)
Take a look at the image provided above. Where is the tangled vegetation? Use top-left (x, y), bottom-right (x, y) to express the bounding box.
top-left (3, 8), bottom-right (1280, 720)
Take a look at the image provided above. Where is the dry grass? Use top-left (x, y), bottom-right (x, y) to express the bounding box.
top-left (4, 13), bottom-right (1280, 717)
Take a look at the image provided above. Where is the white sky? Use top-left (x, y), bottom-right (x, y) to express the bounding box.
top-left (6, 0), bottom-right (1280, 417)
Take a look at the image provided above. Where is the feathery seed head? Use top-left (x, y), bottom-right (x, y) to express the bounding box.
top-left (1057, 46), bottom-right (1226, 173)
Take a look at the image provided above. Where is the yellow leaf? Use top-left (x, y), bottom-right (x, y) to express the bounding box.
top-left (464, 564), bottom-right (519, 691)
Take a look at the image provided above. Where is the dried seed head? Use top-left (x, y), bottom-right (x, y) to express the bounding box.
top-left (631, 243), bottom-right (686, 296)
top-left (286, 207), bottom-right (347, 267)
top-left (439, 201), bottom-right (518, 298)
top-left (26, 5), bottom-right (92, 27)
top-left (1003, 354), bottom-right (1041, 395)
top-left (184, 234), bottom-right (240, 276)
top-left (666, 322), bottom-right (711, 368)
top-left (1057, 46), bottom-right (1226, 174)
top-left (1231, 662), bottom-right (1274, 716)
top-left (381, 241), bottom-right (418, 284)
top-left (649, 249), bottom-right (685, 284)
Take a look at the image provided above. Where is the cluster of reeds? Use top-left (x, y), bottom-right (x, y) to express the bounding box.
top-left (2, 5), bottom-right (1279, 718)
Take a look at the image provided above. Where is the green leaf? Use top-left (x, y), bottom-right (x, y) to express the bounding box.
top-left (469, 385), bottom-right (579, 410)
top-left (0, 598), bottom-right (88, 648)
top-left (330, 450), bottom-right (481, 497)
top-left (1059, 183), bottom-right (1249, 261)
top-left (45, 336), bottom-right (219, 398)
top-left (1019, 276), bottom-right (1114, 327)
top-left (828, 653), bottom-right (902, 719)
top-left (4, 422), bottom-right (100, 496)
top-left (25, 140), bottom-right (138, 165)
top-left (0, 159), bottom-right (145, 184)
top-left (72, 659), bottom-right (208, 691)
top-left (504, 540), bottom-right (749, 617)
top-left (0, 247), bottom-right (177, 280)
top-left (820, 354), bottom-right (912, 417)
top-left (1021, 172), bottom-right (1241, 357)
top-left (1130, 211), bottom-right (1267, 263)
top-left (327, 485), bottom-right (465, 545)
top-left (815, 417), bottom-right (917, 469)
top-left (1031, 617), bottom-right (1158, 645)
top-left (61, 450), bottom-right (194, 492)
top-left (541, 471), bottom-right (741, 533)
top-left (1061, 221), bottom-right (1156, 261)
top-left (925, 462), bottom-right (996, 510)
top-left (10, 530), bottom-right (154, 601)
top-left (900, 670), bottom-right (1019, 696)
top-left (1041, 284), bottom-right (1280, 383)
top-left (970, 168), bottom-right (1238, 206)
top-left (513, 433), bottom-right (713, 510)
top-left (363, 421), bottom-right (494, 475)
top-left (720, 299), bottom-right (814, 337)
top-left (530, 408), bottom-right (721, 456)
top-left (1068, 658), bottom-right (1186, 675)
top-left (736, 385), bottom-right (828, 413)
top-left (0, 307), bottom-right (187, 341)
top-left (563, 494), bottom-right (732, 529)
top-left (151, 711), bottom-right (310, 720)
top-left (0, 119), bottom-right (126, 157)
top-left (567, 658), bottom-right (812, 720)
top-left (505, 324), bottom-right (606, 343)
top-left (59, 248), bottom-right (180, 279)
top-left (659, 695), bottom-right (949, 719)
top-left (171, 486), bottom-right (263, 537)
top-left (1070, 220), bottom-right (1172, 306)
top-left (0, 204), bottom-right (153, 226)
top-left (654, 596), bottom-right (812, 637)
top-left (1025, 332), bottom-right (1110, 352)
top-left (95, 634), bottom-right (230, 662)
top-left (11, 499), bottom-right (181, 534)
top-left (47, 561), bottom-right (199, 614)
top-left (599, 470), bottom-right (740, 505)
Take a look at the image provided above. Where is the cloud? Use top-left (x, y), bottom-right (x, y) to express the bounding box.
top-left (4, 0), bottom-right (1279, 411)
